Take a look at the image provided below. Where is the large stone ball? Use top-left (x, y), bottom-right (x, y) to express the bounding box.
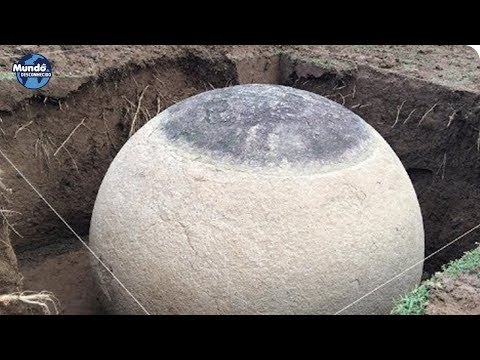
top-left (90, 84), bottom-right (424, 315)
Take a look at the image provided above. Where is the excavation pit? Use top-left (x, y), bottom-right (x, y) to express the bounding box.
top-left (0, 45), bottom-right (479, 314)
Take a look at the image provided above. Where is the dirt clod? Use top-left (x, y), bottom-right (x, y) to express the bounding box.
top-left (426, 269), bottom-right (480, 315)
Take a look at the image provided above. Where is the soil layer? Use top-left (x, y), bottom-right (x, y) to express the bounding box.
top-left (426, 269), bottom-right (480, 315)
top-left (0, 45), bottom-right (479, 314)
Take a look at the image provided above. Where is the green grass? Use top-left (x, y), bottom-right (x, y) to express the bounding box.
top-left (442, 246), bottom-right (480, 277)
top-left (391, 246), bottom-right (480, 315)
top-left (440, 70), bottom-right (480, 88)
top-left (391, 281), bottom-right (432, 315)
top-left (0, 72), bottom-right (16, 81)
top-left (309, 57), bottom-right (355, 73)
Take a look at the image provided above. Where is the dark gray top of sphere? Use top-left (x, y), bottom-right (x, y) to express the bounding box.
top-left (161, 84), bottom-right (372, 166)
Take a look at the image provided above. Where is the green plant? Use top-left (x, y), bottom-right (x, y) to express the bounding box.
top-left (391, 281), bottom-right (432, 315)
top-left (310, 57), bottom-right (355, 73)
top-left (0, 72), bottom-right (15, 81)
top-left (442, 247), bottom-right (480, 277)
top-left (391, 245), bottom-right (480, 315)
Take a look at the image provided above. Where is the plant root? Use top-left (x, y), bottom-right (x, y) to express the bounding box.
top-left (0, 291), bottom-right (60, 315)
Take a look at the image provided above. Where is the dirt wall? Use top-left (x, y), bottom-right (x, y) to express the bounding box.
top-left (0, 45), bottom-right (479, 278)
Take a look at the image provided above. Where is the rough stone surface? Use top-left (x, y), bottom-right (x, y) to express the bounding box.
top-left (90, 84), bottom-right (425, 315)
top-left (163, 85), bottom-right (372, 167)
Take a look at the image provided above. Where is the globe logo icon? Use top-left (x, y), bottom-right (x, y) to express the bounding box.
top-left (12, 53), bottom-right (53, 90)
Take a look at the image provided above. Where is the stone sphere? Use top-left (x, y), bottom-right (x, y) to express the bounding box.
top-left (90, 84), bottom-right (424, 315)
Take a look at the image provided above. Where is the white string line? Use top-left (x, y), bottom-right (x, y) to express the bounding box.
top-left (1, 46), bottom-right (475, 315)
top-left (0, 148), bottom-right (150, 315)
top-left (335, 221), bottom-right (480, 314)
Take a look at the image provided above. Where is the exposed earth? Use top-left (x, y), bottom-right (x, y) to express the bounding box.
top-left (427, 271), bottom-right (480, 315)
top-left (1, 45), bottom-right (480, 314)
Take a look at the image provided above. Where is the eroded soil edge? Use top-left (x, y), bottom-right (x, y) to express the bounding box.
top-left (0, 47), bottom-right (479, 313)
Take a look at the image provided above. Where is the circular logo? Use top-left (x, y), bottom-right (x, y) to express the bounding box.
top-left (12, 53), bottom-right (52, 90)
